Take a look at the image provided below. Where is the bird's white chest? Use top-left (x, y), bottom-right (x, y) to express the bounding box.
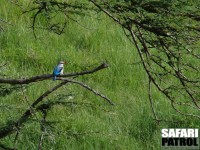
top-left (60, 68), bottom-right (64, 74)
top-left (58, 64), bottom-right (64, 74)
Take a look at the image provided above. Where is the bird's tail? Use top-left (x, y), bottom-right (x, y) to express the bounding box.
top-left (53, 76), bottom-right (56, 81)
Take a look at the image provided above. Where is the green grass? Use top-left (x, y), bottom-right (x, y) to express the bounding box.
top-left (0, 1), bottom-right (199, 149)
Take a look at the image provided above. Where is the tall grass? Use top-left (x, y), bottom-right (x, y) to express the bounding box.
top-left (0, 0), bottom-right (199, 149)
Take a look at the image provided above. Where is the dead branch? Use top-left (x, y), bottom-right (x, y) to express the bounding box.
top-left (58, 78), bottom-right (115, 105)
top-left (128, 25), bottom-right (200, 119)
top-left (0, 81), bottom-right (69, 139)
top-left (148, 79), bottom-right (158, 121)
top-left (0, 62), bottom-right (113, 139)
top-left (0, 63), bottom-right (108, 85)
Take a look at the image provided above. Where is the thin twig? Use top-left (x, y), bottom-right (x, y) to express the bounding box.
top-left (148, 79), bottom-right (159, 121)
top-left (128, 24), bottom-right (200, 119)
top-left (58, 78), bottom-right (115, 105)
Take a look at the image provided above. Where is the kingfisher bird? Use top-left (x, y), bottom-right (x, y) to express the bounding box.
top-left (53, 61), bottom-right (65, 80)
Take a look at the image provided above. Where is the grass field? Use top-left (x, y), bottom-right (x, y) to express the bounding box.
top-left (0, 1), bottom-right (199, 149)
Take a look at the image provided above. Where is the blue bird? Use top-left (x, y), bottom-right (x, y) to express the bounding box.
top-left (53, 61), bottom-right (65, 81)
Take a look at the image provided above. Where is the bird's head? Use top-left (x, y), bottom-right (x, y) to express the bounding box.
top-left (59, 61), bottom-right (66, 64)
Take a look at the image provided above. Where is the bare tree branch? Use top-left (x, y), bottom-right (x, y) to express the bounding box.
top-left (0, 81), bottom-right (69, 139)
top-left (148, 79), bottom-right (158, 121)
top-left (58, 78), bottom-right (115, 105)
top-left (89, 1), bottom-right (200, 120)
top-left (0, 63), bottom-right (108, 85)
top-left (0, 62), bottom-right (113, 139)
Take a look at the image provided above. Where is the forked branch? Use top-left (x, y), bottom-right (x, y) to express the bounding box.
top-left (0, 62), bottom-right (113, 139)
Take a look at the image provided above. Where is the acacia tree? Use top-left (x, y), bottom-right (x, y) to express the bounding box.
top-left (22, 0), bottom-right (200, 120)
top-left (0, 2), bottom-right (114, 148)
top-left (89, 0), bottom-right (200, 120)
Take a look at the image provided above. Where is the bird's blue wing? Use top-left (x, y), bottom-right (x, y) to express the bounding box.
top-left (53, 66), bottom-right (63, 75)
